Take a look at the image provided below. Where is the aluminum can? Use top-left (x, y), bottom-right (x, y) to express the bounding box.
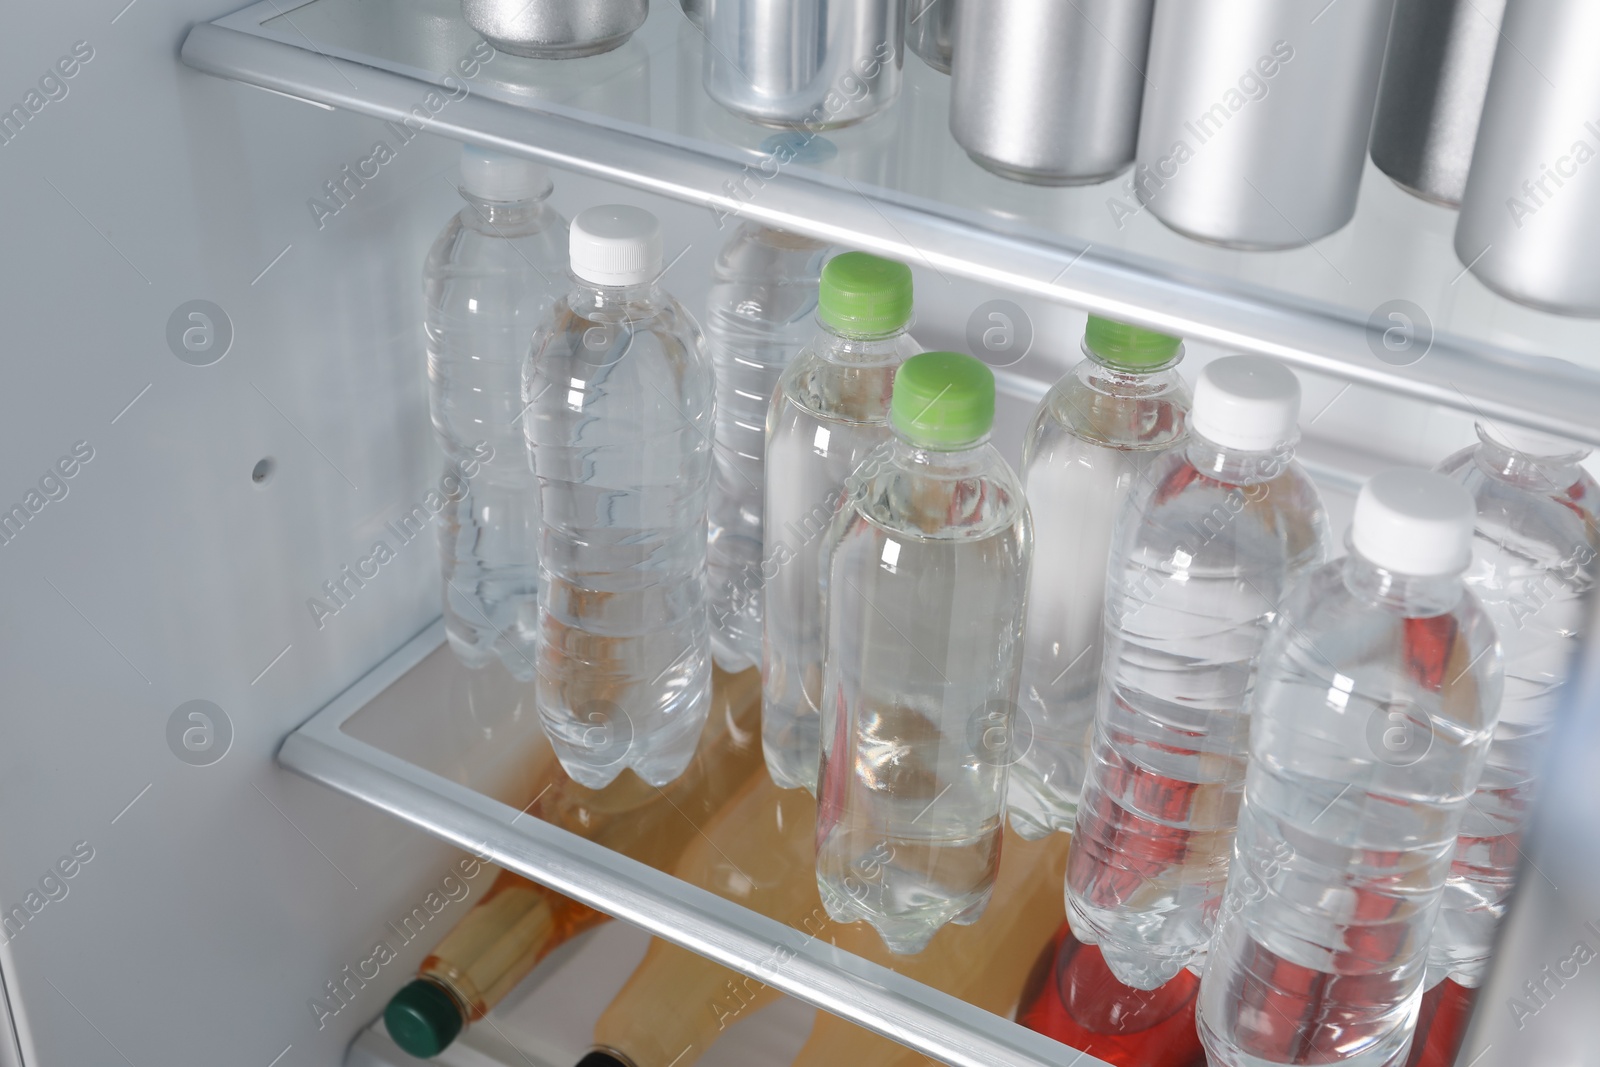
top-left (905, 0), bottom-right (956, 74)
top-left (948, 0), bottom-right (1154, 185)
top-left (1133, 0), bottom-right (1397, 248)
top-left (1370, 0), bottom-right (1506, 207)
top-left (461, 0), bottom-right (648, 59)
top-left (702, 0), bottom-right (904, 129)
top-left (1456, 0), bottom-right (1600, 315)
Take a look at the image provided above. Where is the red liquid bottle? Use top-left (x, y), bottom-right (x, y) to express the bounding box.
top-left (1019, 922), bottom-right (1207, 1067)
top-left (1405, 980), bottom-right (1476, 1067)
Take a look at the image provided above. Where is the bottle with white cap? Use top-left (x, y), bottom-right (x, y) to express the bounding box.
top-left (1065, 354), bottom-right (1329, 990)
top-left (424, 144), bottom-right (567, 680)
top-left (1426, 424), bottom-right (1599, 991)
top-left (1196, 469), bottom-right (1503, 1067)
top-left (523, 204), bottom-right (716, 789)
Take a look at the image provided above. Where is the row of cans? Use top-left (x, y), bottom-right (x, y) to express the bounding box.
top-left (457, 0), bottom-right (1600, 319)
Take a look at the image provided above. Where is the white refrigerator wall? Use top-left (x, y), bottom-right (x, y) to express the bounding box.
top-left (0, 3), bottom-right (713, 1063)
top-left (0, 4), bottom-right (1541, 1066)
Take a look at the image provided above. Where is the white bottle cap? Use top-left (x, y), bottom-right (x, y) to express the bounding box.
top-left (458, 144), bottom-right (551, 202)
top-left (1192, 356), bottom-right (1301, 452)
top-left (1352, 469), bottom-right (1476, 577)
top-left (1479, 421), bottom-right (1588, 459)
top-left (569, 205), bottom-right (662, 287)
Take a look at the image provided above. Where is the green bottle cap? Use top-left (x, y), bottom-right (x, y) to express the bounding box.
top-left (818, 252), bottom-right (914, 336)
top-left (386, 979), bottom-right (464, 1059)
top-left (891, 351), bottom-right (996, 449)
top-left (1083, 315), bottom-right (1183, 370)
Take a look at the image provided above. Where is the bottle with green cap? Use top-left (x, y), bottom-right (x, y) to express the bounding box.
top-left (814, 350), bottom-right (1032, 955)
top-left (762, 251), bottom-right (921, 796)
top-left (1009, 315), bottom-right (1192, 841)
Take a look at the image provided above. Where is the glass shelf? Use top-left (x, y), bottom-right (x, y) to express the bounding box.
top-left (181, 0), bottom-right (1600, 445)
top-left (281, 618), bottom-right (1098, 1067)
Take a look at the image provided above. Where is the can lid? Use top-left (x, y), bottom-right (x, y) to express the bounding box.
top-left (385, 979), bottom-right (464, 1058)
top-left (459, 144), bottom-right (551, 203)
top-left (1192, 355), bottom-right (1301, 452)
top-left (891, 351), bottom-right (995, 449)
top-left (1084, 315), bottom-right (1183, 370)
top-left (818, 252), bottom-right (913, 335)
top-left (570, 205), bottom-right (662, 287)
top-left (1353, 469), bottom-right (1476, 577)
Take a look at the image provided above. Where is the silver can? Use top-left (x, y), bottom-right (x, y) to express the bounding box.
top-left (905, 0), bottom-right (956, 74)
top-left (461, 0), bottom-right (648, 59)
top-left (1134, 0), bottom-right (1397, 249)
top-left (702, 0), bottom-right (905, 130)
top-left (1456, 0), bottom-right (1600, 316)
top-left (948, 0), bottom-right (1154, 186)
top-left (1370, 0), bottom-right (1506, 207)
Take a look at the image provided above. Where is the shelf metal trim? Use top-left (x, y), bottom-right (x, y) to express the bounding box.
top-left (181, 15), bottom-right (1600, 446)
top-left (278, 619), bottom-right (1103, 1067)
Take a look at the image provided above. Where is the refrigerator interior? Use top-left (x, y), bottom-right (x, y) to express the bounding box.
top-left (1, 2), bottom-right (1597, 1065)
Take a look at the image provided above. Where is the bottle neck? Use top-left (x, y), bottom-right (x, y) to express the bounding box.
top-left (459, 191), bottom-right (553, 234)
top-left (1078, 343), bottom-right (1184, 397)
top-left (890, 433), bottom-right (993, 475)
top-left (1472, 424), bottom-right (1589, 493)
top-left (1341, 548), bottom-right (1464, 617)
top-left (566, 277), bottom-right (663, 317)
top-left (817, 320), bottom-right (909, 365)
top-left (1185, 433), bottom-right (1294, 487)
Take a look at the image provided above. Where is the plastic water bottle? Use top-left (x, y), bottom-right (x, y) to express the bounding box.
top-left (762, 252), bottom-right (919, 794)
top-left (1197, 470), bottom-right (1502, 1067)
top-left (523, 205), bottom-right (715, 789)
top-left (1065, 355), bottom-right (1330, 990)
top-left (1009, 317), bottom-right (1191, 842)
top-left (705, 225), bottom-right (829, 674)
top-left (424, 145), bottom-right (567, 680)
top-left (815, 351), bottom-right (1032, 955)
top-left (1428, 424), bottom-right (1599, 988)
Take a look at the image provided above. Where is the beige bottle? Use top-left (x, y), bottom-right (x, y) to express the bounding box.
top-left (586, 776), bottom-right (827, 1067)
top-left (385, 667), bottom-right (764, 1058)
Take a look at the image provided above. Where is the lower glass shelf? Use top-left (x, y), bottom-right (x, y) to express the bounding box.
top-left (280, 618), bottom-right (1105, 1067)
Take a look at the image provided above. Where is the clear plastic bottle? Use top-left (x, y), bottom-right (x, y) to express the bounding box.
top-left (1428, 424), bottom-right (1599, 987)
top-left (705, 225), bottom-right (830, 674)
top-left (1065, 355), bottom-right (1329, 989)
top-left (815, 352), bottom-right (1032, 955)
top-left (1196, 470), bottom-right (1503, 1067)
top-left (762, 252), bottom-right (919, 794)
top-left (523, 205), bottom-right (715, 789)
top-left (424, 145), bottom-right (567, 679)
top-left (1010, 317), bottom-right (1191, 841)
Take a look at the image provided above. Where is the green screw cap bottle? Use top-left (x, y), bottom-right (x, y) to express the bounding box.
top-left (1083, 315), bottom-right (1183, 371)
top-left (818, 252), bottom-right (915, 336)
top-left (890, 350), bottom-right (996, 449)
